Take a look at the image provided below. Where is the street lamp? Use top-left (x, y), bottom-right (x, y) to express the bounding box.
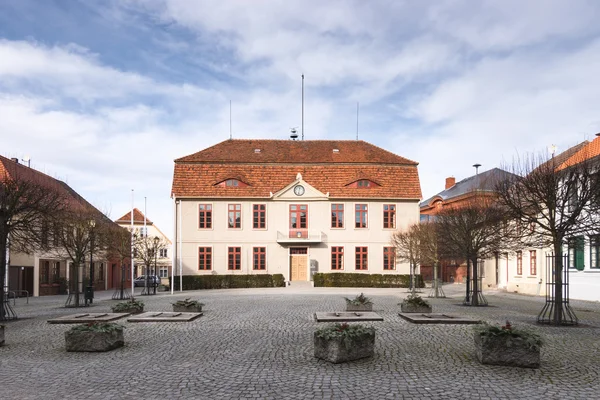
top-left (87, 219), bottom-right (96, 305)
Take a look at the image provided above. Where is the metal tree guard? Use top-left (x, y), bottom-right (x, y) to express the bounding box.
top-left (464, 259), bottom-right (488, 306)
top-left (112, 263), bottom-right (131, 300)
top-left (407, 262), bottom-right (422, 294)
top-left (428, 262), bottom-right (445, 298)
top-left (537, 254), bottom-right (578, 325)
top-left (141, 263), bottom-right (156, 296)
top-left (65, 262), bottom-right (87, 308)
top-left (1, 290), bottom-right (18, 321)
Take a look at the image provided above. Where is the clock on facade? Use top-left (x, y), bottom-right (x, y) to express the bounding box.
top-left (293, 185), bottom-right (305, 196)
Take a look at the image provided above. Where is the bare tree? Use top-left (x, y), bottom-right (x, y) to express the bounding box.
top-left (391, 224), bottom-right (421, 294)
top-left (0, 168), bottom-right (66, 320)
top-left (436, 197), bottom-right (507, 306)
top-left (52, 208), bottom-right (107, 307)
top-left (104, 224), bottom-right (133, 300)
top-left (417, 222), bottom-right (445, 298)
top-left (496, 152), bottom-right (600, 325)
top-left (133, 234), bottom-right (168, 294)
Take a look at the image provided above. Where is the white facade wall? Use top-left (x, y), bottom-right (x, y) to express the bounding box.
top-left (175, 193), bottom-right (420, 281)
top-left (502, 242), bottom-right (600, 302)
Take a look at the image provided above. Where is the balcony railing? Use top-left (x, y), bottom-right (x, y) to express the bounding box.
top-left (276, 229), bottom-right (325, 243)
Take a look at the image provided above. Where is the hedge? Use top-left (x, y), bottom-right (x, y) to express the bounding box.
top-left (171, 274), bottom-right (286, 290)
top-left (313, 273), bottom-right (424, 288)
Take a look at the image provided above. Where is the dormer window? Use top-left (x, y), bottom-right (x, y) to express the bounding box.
top-left (346, 179), bottom-right (378, 189)
top-left (216, 178), bottom-right (248, 187)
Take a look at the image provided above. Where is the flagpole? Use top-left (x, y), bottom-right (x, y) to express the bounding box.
top-left (301, 74), bottom-right (304, 141)
top-left (131, 189), bottom-right (135, 296)
top-left (179, 200), bottom-right (183, 292)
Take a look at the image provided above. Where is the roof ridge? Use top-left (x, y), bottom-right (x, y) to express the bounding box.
top-left (175, 139), bottom-right (418, 165)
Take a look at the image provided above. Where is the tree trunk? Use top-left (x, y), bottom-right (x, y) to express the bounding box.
top-left (0, 231), bottom-right (7, 321)
top-left (471, 256), bottom-right (479, 306)
top-left (465, 257), bottom-right (471, 303)
top-left (553, 243), bottom-right (564, 325)
top-left (433, 261), bottom-right (438, 297)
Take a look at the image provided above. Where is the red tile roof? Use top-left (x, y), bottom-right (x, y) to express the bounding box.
top-left (0, 155), bottom-right (115, 225)
top-left (115, 208), bottom-right (153, 225)
top-left (557, 136), bottom-right (600, 170)
top-left (172, 140), bottom-right (422, 199)
top-left (176, 139), bottom-right (418, 165)
top-left (0, 155), bottom-right (95, 212)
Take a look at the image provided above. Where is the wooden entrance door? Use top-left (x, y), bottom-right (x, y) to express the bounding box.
top-left (290, 248), bottom-right (308, 281)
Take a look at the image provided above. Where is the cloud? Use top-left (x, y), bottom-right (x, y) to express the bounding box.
top-left (2, 0), bottom-right (600, 233)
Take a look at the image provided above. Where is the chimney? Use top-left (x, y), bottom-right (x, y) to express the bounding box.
top-left (445, 177), bottom-right (455, 189)
top-left (11, 158), bottom-right (19, 164)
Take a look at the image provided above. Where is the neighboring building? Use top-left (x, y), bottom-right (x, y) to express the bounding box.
top-left (171, 139), bottom-right (422, 282)
top-left (420, 168), bottom-right (518, 287)
top-left (505, 137), bottom-right (600, 302)
top-left (1, 155), bottom-right (120, 297)
top-left (115, 208), bottom-right (173, 283)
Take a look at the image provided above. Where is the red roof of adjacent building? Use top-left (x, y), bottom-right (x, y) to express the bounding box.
top-left (172, 140), bottom-right (422, 199)
top-left (557, 136), bottom-right (600, 170)
top-left (0, 155), bottom-right (103, 215)
top-left (115, 208), bottom-right (154, 225)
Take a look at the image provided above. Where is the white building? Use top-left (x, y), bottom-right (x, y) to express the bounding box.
top-left (504, 137), bottom-right (600, 302)
top-left (171, 139), bottom-right (422, 282)
top-left (115, 208), bottom-right (172, 282)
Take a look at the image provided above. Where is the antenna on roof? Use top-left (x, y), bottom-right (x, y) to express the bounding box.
top-left (356, 102), bottom-right (359, 141)
top-left (229, 100), bottom-right (232, 140)
top-left (301, 74), bottom-right (304, 140)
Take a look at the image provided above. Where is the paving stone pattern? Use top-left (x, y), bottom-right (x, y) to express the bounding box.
top-left (1, 285), bottom-right (599, 399)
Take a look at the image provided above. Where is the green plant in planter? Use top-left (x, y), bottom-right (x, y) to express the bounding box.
top-left (474, 321), bottom-right (543, 351)
top-left (70, 322), bottom-right (124, 333)
top-left (400, 294), bottom-right (430, 307)
top-left (344, 293), bottom-right (373, 306)
top-left (316, 323), bottom-right (375, 341)
top-left (111, 299), bottom-right (144, 313)
top-left (172, 298), bottom-right (204, 308)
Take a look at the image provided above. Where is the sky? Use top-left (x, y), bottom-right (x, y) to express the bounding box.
top-left (1, 0), bottom-right (600, 239)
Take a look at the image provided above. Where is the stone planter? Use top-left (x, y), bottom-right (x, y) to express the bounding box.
top-left (172, 304), bottom-right (202, 313)
top-left (473, 332), bottom-right (540, 368)
top-left (345, 303), bottom-right (373, 312)
top-left (314, 330), bottom-right (375, 363)
top-left (0, 325), bottom-right (4, 347)
top-left (65, 328), bottom-right (124, 352)
top-left (400, 303), bottom-right (432, 313)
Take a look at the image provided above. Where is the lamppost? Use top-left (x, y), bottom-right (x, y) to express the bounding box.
top-left (464, 163), bottom-right (482, 305)
top-left (153, 236), bottom-right (159, 295)
top-left (87, 219), bottom-right (96, 305)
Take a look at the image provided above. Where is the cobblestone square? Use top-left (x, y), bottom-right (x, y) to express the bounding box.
top-left (1, 285), bottom-right (599, 399)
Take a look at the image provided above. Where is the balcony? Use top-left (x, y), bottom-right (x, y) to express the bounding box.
top-left (276, 229), bottom-right (325, 244)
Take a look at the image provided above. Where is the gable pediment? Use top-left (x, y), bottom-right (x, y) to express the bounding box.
top-left (271, 173), bottom-right (328, 200)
